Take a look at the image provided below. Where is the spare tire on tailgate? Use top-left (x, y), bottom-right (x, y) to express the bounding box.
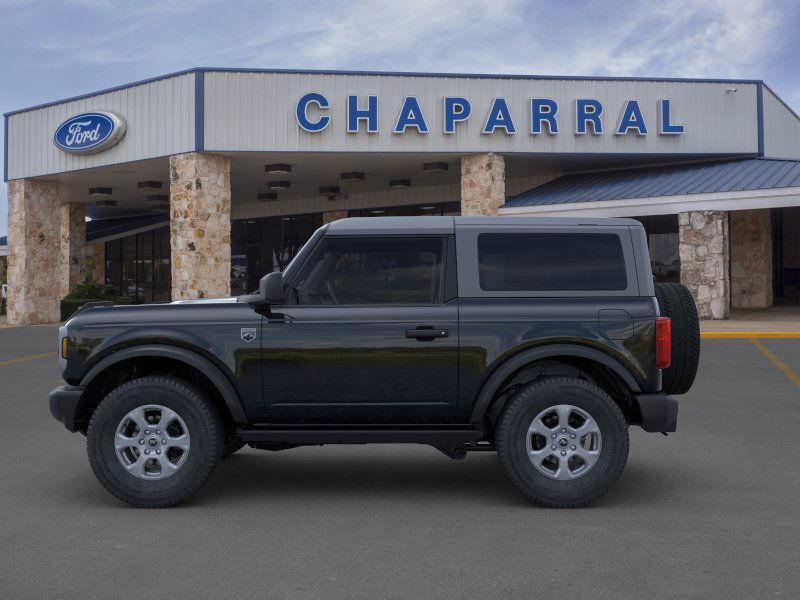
top-left (654, 282), bottom-right (700, 395)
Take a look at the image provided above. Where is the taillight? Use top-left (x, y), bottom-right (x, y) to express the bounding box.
top-left (655, 317), bottom-right (671, 369)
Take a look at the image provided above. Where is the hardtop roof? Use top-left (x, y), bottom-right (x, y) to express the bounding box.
top-left (325, 215), bottom-right (642, 235)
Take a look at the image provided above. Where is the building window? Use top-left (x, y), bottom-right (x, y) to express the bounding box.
top-left (231, 213), bottom-right (323, 296)
top-left (104, 226), bottom-right (171, 303)
top-left (348, 201), bottom-right (461, 217)
top-left (633, 215), bottom-right (680, 283)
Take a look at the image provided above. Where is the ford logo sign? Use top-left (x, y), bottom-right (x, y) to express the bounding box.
top-left (53, 111), bottom-right (126, 154)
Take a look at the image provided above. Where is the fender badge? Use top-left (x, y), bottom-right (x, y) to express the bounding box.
top-left (241, 328), bottom-right (257, 342)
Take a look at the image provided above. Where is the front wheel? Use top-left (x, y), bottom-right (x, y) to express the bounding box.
top-left (496, 377), bottom-right (629, 508)
top-left (87, 375), bottom-right (223, 508)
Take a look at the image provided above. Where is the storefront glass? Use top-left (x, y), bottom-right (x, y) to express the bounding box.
top-left (348, 201), bottom-right (461, 217)
top-left (231, 213), bottom-right (323, 295)
top-left (633, 215), bottom-right (680, 283)
top-left (104, 227), bottom-right (171, 303)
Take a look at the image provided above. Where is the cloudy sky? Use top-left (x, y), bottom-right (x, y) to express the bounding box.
top-left (1, 0), bottom-right (799, 237)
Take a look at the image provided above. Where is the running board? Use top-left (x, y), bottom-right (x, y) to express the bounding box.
top-left (237, 428), bottom-right (485, 445)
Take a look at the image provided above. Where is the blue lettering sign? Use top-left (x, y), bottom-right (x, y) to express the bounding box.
top-left (530, 98), bottom-right (559, 134)
top-left (394, 97), bottom-right (429, 133)
top-left (483, 98), bottom-right (516, 134)
top-left (659, 99), bottom-right (684, 134)
top-left (576, 99), bottom-right (603, 135)
top-left (347, 95), bottom-right (378, 133)
top-left (53, 111), bottom-right (126, 154)
top-left (616, 100), bottom-right (648, 135)
top-left (296, 92), bottom-right (330, 132)
top-left (443, 97), bottom-right (471, 133)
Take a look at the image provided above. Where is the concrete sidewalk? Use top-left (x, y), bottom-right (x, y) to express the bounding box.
top-left (701, 305), bottom-right (800, 334)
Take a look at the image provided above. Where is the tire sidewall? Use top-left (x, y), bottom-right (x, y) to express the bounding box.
top-left (87, 377), bottom-right (221, 505)
top-left (498, 378), bottom-right (629, 504)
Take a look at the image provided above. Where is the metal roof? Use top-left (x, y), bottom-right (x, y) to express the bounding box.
top-left (504, 158), bottom-right (800, 208)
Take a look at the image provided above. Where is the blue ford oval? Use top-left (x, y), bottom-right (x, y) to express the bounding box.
top-left (53, 111), bottom-right (126, 154)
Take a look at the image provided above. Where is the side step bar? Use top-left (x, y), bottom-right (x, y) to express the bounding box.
top-left (237, 428), bottom-right (485, 445)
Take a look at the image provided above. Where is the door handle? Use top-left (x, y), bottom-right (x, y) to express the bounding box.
top-left (405, 326), bottom-right (449, 340)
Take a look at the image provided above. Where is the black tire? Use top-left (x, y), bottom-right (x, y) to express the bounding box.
top-left (496, 377), bottom-right (629, 508)
top-left (87, 375), bottom-right (223, 508)
top-left (655, 282), bottom-right (700, 395)
top-left (222, 436), bottom-right (246, 458)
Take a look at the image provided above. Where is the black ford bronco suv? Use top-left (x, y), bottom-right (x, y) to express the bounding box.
top-left (50, 216), bottom-right (700, 508)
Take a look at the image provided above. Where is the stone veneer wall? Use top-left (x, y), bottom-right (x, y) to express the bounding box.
top-left (730, 209), bottom-right (773, 309)
top-left (59, 202), bottom-right (86, 299)
top-left (679, 210), bottom-right (730, 319)
top-left (460, 153), bottom-right (505, 216)
top-left (86, 243), bottom-right (105, 285)
top-left (7, 179), bottom-right (62, 325)
top-left (169, 152), bottom-right (231, 300)
top-left (322, 210), bottom-right (348, 224)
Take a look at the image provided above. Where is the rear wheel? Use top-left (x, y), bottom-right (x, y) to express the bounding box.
top-left (655, 282), bottom-right (700, 395)
top-left (87, 375), bottom-right (223, 508)
top-left (496, 377), bottom-right (629, 508)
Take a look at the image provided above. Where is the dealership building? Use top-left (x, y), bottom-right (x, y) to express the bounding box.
top-left (3, 67), bottom-right (799, 325)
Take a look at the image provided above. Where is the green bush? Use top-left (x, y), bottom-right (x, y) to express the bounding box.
top-left (61, 280), bottom-right (131, 321)
top-left (60, 296), bottom-right (131, 321)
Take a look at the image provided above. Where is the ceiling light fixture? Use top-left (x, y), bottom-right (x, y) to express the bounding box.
top-left (265, 163), bottom-right (292, 174)
top-left (89, 187), bottom-right (112, 196)
top-left (319, 186), bottom-right (341, 195)
top-left (422, 162), bottom-right (449, 173)
top-left (267, 180), bottom-right (291, 190)
top-left (137, 181), bottom-right (163, 189)
top-left (388, 179), bottom-right (411, 188)
top-left (146, 194), bottom-right (169, 202)
top-left (257, 192), bottom-right (278, 201)
top-left (340, 172), bottom-right (365, 182)
top-left (95, 199), bottom-right (117, 207)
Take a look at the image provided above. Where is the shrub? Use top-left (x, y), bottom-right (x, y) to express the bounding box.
top-left (61, 279), bottom-right (131, 321)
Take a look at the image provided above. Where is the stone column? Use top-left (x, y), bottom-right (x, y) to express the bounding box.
top-left (169, 152), bottom-right (231, 300)
top-left (7, 179), bottom-right (62, 325)
top-left (86, 243), bottom-right (105, 285)
top-left (730, 209), bottom-right (773, 309)
top-left (322, 210), bottom-right (348, 225)
top-left (460, 153), bottom-right (505, 216)
top-left (679, 210), bottom-right (730, 319)
top-left (59, 202), bottom-right (86, 299)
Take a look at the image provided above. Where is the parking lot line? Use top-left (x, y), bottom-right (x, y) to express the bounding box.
top-left (701, 332), bottom-right (800, 339)
top-left (750, 339), bottom-right (800, 388)
top-left (0, 352), bottom-right (55, 367)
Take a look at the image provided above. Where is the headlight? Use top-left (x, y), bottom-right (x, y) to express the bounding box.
top-left (58, 326), bottom-right (68, 372)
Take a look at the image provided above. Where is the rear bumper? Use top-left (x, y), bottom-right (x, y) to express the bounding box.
top-left (633, 393), bottom-right (678, 433)
top-left (49, 384), bottom-right (86, 433)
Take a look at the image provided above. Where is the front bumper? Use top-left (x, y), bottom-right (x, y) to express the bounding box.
top-left (633, 393), bottom-right (678, 433)
top-left (49, 384), bottom-right (87, 432)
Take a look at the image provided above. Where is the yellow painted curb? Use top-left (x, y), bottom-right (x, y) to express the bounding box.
top-left (701, 332), bottom-right (800, 339)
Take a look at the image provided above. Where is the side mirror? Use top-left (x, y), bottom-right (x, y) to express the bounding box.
top-left (259, 271), bottom-right (285, 304)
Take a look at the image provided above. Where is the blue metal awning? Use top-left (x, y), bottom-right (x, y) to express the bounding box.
top-left (504, 158), bottom-right (800, 208)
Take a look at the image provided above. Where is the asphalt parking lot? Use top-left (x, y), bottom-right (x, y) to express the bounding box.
top-left (1, 325), bottom-right (799, 599)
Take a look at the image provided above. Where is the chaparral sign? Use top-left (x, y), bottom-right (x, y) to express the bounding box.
top-left (295, 94), bottom-right (685, 137)
top-left (53, 111), bottom-right (127, 154)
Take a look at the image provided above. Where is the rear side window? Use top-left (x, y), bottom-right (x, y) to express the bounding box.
top-left (478, 233), bottom-right (628, 292)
